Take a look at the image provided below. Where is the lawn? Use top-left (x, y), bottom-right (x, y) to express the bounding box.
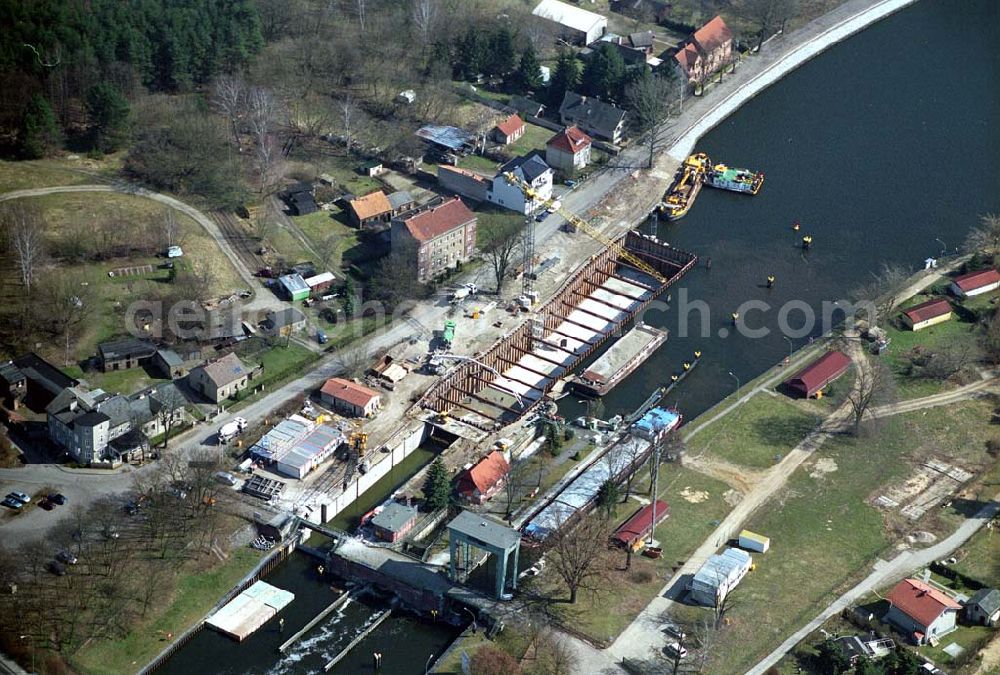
top-left (70, 547), bottom-right (263, 675)
top-left (242, 342), bottom-right (319, 390)
top-left (62, 364), bottom-right (169, 396)
top-left (0, 155), bottom-right (123, 192)
top-left (304, 154), bottom-right (383, 197)
top-left (542, 465), bottom-right (734, 646)
top-left (456, 154), bottom-right (501, 174)
top-left (685, 391), bottom-right (821, 469)
top-left (507, 123), bottom-right (556, 157)
top-left (697, 400), bottom-right (996, 673)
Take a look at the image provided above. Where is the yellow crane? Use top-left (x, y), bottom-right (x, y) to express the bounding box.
top-left (502, 172), bottom-right (667, 284)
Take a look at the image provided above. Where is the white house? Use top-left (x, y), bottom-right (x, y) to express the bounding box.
top-left (949, 268), bottom-right (1000, 298)
top-left (884, 578), bottom-right (960, 645)
top-left (488, 153), bottom-right (553, 214)
top-left (532, 0), bottom-right (608, 46)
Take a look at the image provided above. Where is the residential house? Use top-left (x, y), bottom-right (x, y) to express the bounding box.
top-left (492, 114), bottom-right (526, 145)
top-left (456, 450), bottom-right (511, 504)
top-left (488, 153), bottom-right (553, 214)
top-left (387, 191), bottom-right (416, 216)
top-left (884, 578), bottom-right (960, 644)
top-left (532, 0), bottom-right (608, 46)
top-left (559, 92), bottom-right (627, 144)
top-left (282, 182), bottom-right (318, 216)
top-left (320, 377), bottom-right (381, 417)
top-left (782, 350), bottom-right (851, 399)
top-left (674, 15), bottom-right (733, 83)
top-left (390, 197), bottom-right (478, 282)
top-left (370, 502), bottom-right (419, 542)
top-left (950, 268), bottom-right (1000, 298)
top-left (47, 385), bottom-right (133, 464)
top-left (278, 273), bottom-right (310, 302)
top-left (349, 190), bottom-right (393, 228)
top-left (127, 382), bottom-right (187, 442)
top-left (0, 353), bottom-right (78, 410)
top-left (610, 0), bottom-right (672, 24)
top-left (546, 126), bottom-right (593, 173)
top-left (965, 588), bottom-right (1000, 627)
top-left (687, 547), bottom-right (752, 607)
top-left (509, 96), bottom-right (546, 118)
top-left (97, 338), bottom-right (157, 372)
top-left (263, 307), bottom-right (307, 337)
top-left (437, 165), bottom-right (490, 202)
top-left (901, 298), bottom-right (953, 331)
top-left (188, 352), bottom-right (251, 403)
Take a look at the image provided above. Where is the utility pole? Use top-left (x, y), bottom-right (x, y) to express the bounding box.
top-left (648, 438), bottom-right (661, 545)
top-left (521, 214), bottom-right (535, 299)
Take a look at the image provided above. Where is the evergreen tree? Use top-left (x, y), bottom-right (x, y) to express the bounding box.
top-left (547, 51), bottom-right (581, 106)
top-left (423, 457), bottom-right (452, 510)
top-left (486, 26), bottom-right (516, 78)
top-left (596, 479), bottom-right (621, 519)
top-left (86, 83), bottom-right (130, 153)
top-left (456, 29), bottom-right (486, 80)
top-left (19, 95), bottom-right (62, 159)
top-left (582, 43), bottom-right (627, 103)
top-left (514, 45), bottom-right (542, 94)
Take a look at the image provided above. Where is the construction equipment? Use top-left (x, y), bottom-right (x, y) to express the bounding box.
top-left (501, 172), bottom-right (667, 284)
top-left (349, 431), bottom-right (368, 456)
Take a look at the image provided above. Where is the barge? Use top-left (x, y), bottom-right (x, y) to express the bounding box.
top-left (659, 153), bottom-right (709, 220)
top-left (704, 163), bottom-right (764, 195)
top-left (572, 324), bottom-right (668, 397)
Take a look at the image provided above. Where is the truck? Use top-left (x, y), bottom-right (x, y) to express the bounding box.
top-left (218, 417), bottom-right (248, 444)
top-left (450, 283), bottom-right (478, 303)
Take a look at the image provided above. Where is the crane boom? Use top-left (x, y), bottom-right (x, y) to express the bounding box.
top-left (502, 172), bottom-right (667, 284)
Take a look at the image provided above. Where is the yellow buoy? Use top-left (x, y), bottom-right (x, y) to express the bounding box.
top-left (683, 362), bottom-right (691, 370)
top-left (694, 350), bottom-right (702, 359)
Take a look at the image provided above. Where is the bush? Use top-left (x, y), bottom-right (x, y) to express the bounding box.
top-left (469, 646), bottom-right (521, 675)
top-left (986, 438), bottom-right (1000, 458)
top-left (630, 569), bottom-right (654, 584)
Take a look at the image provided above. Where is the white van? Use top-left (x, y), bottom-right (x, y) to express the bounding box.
top-left (665, 642), bottom-right (688, 659)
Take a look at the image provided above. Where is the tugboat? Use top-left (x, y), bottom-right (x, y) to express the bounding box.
top-left (704, 163), bottom-right (764, 195)
top-left (659, 153), bottom-right (710, 220)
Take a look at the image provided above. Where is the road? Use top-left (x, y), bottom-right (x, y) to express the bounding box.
top-left (746, 498), bottom-right (1000, 675)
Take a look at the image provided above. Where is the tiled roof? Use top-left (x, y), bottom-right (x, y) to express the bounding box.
top-left (321, 378), bottom-right (380, 408)
top-left (459, 450), bottom-right (510, 495)
top-left (953, 268), bottom-right (1000, 292)
top-left (903, 298), bottom-right (952, 324)
top-left (784, 350), bottom-right (851, 397)
top-left (547, 126), bottom-right (592, 154)
top-left (559, 92), bottom-right (626, 139)
top-left (693, 15), bottom-right (733, 54)
top-left (886, 578), bottom-right (960, 628)
top-left (197, 352), bottom-right (248, 388)
top-left (399, 197), bottom-right (476, 242)
top-left (350, 191), bottom-right (392, 221)
top-left (674, 43), bottom-right (700, 70)
top-left (500, 152), bottom-right (551, 183)
top-left (495, 114), bottom-right (524, 138)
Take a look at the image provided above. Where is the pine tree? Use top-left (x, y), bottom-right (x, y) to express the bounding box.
top-left (487, 26), bottom-right (516, 78)
top-left (19, 95), bottom-right (62, 159)
top-left (424, 457), bottom-right (452, 510)
top-left (582, 43), bottom-right (627, 103)
top-left (86, 83), bottom-right (130, 153)
top-left (596, 479), bottom-right (621, 519)
top-left (514, 45), bottom-right (542, 94)
top-left (456, 29), bottom-right (486, 80)
top-left (547, 51), bottom-right (581, 106)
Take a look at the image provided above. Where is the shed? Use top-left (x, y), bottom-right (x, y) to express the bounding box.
top-left (611, 500), bottom-right (669, 550)
top-left (305, 272), bottom-right (335, 293)
top-left (98, 338), bottom-right (157, 372)
top-left (965, 588), bottom-right (1000, 627)
top-left (359, 160), bottom-right (383, 177)
top-left (278, 274), bottom-right (310, 302)
top-left (950, 268), bottom-right (1000, 298)
top-left (387, 191), bottom-right (416, 215)
top-left (320, 378), bottom-right (381, 417)
top-left (370, 502), bottom-right (419, 542)
top-left (688, 547), bottom-right (751, 607)
top-left (416, 125), bottom-right (475, 153)
top-left (783, 350), bottom-right (851, 398)
top-left (509, 96), bottom-right (546, 118)
top-left (901, 298), bottom-right (952, 331)
top-left (153, 349), bottom-right (186, 379)
top-left (493, 114), bottom-right (526, 145)
top-left (348, 191), bottom-right (393, 228)
top-left (532, 0), bottom-right (608, 45)
top-left (738, 529), bottom-right (770, 553)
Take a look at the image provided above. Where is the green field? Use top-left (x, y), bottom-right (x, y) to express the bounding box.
top-left (699, 400), bottom-right (996, 672)
top-left (0, 155), bottom-right (123, 192)
top-left (456, 154), bottom-right (500, 174)
top-left (507, 123), bottom-right (555, 157)
top-left (71, 547), bottom-right (264, 675)
top-left (686, 392), bottom-right (821, 469)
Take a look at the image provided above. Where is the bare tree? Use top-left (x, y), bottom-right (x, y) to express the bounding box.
top-left (153, 384), bottom-right (188, 450)
top-left (40, 270), bottom-right (93, 365)
top-left (846, 356), bottom-right (897, 434)
top-left (247, 87), bottom-right (282, 194)
top-left (211, 74), bottom-right (246, 142)
top-left (338, 95), bottom-right (360, 150)
top-left (160, 208), bottom-right (181, 249)
top-left (253, 211), bottom-right (274, 244)
top-left (355, 0), bottom-right (367, 33)
top-left (479, 217), bottom-right (523, 294)
top-left (412, 0), bottom-right (439, 48)
top-left (317, 233), bottom-right (339, 271)
top-left (3, 204), bottom-right (45, 289)
top-left (743, 0), bottom-right (800, 50)
top-left (625, 73), bottom-right (678, 169)
top-left (964, 213), bottom-right (1000, 259)
top-left (547, 514), bottom-right (611, 603)
top-left (851, 262), bottom-right (910, 329)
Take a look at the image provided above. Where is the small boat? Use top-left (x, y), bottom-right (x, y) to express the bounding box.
top-left (704, 163), bottom-right (764, 195)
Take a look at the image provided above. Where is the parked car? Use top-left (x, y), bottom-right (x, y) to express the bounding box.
top-left (1, 497), bottom-right (23, 510)
top-left (49, 493), bottom-right (66, 506)
top-left (665, 642), bottom-right (688, 659)
top-left (103, 526), bottom-right (120, 540)
top-left (534, 211), bottom-right (549, 222)
top-left (663, 624), bottom-right (686, 641)
top-left (214, 471), bottom-right (238, 487)
top-left (47, 561), bottom-right (66, 576)
top-left (7, 491), bottom-right (30, 504)
top-left (57, 550), bottom-right (78, 565)
top-left (38, 499), bottom-right (54, 511)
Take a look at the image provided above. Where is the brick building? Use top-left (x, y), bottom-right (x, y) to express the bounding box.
top-left (390, 197), bottom-right (477, 283)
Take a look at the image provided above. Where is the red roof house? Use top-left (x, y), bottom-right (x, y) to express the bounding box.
top-left (456, 450), bottom-right (510, 504)
top-left (545, 126), bottom-right (593, 172)
top-left (390, 197), bottom-right (478, 282)
top-left (611, 500), bottom-right (669, 549)
top-left (674, 15), bottom-right (734, 82)
top-left (950, 268), bottom-right (1000, 298)
top-left (783, 350), bottom-right (851, 398)
top-left (493, 114), bottom-right (525, 145)
top-left (320, 378), bottom-right (381, 417)
top-left (884, 578), bottom-right (961, 644)
top-left (901, 298), bottom-right (953, 330)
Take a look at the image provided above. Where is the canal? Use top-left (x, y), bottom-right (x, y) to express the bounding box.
top-left (564, 0), bottom-right (1000, 423)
